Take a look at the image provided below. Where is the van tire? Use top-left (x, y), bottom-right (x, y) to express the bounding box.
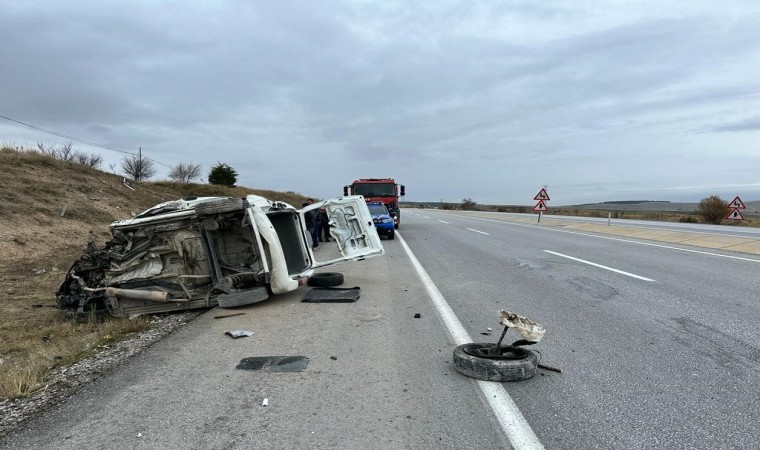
top-left (195, 198), bottom-right (245, 216)
top-left (453, 343), bottom-right (537, 382)
top-left (307, 272), bottom-right (344, 287)
top-left (387, 230), bottom-right (395, 240)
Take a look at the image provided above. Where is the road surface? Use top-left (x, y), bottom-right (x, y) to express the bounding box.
top-left (2, 210), bottom-right (759, 449)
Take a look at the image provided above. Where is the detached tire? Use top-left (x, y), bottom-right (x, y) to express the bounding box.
top-left (195, 198), bottom-right (245, 216)
top-left (453, 343), bottom-right (537, 382)
top-left (307, 272), bottom-right (344, 287)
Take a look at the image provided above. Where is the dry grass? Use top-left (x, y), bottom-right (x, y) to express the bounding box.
top-left (0, 146), bottom-right (315, 400)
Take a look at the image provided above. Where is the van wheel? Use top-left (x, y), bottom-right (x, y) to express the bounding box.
top-left (195, 198), bottom-right (245, 216)
top-left (387, 230), bottom-right (395, 240)
top-left (307, 272), bottom-right (344, 287)
top-left (453, 343), bottom-right (537, 382)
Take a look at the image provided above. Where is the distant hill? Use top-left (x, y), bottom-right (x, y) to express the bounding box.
top-left (566, 199), bottom-right (760, 214)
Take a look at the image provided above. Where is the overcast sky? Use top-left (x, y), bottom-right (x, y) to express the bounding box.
top-left (2, 0), bottom-right (760, 205)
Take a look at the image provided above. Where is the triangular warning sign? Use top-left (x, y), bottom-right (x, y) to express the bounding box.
top-left (728, 196), bottom-right (746, 209)
top-left (533, 188), bottom-right (550, 201)
top-left (532, 200), bottom-right (548, 212)
top-left (725, 208), bottom-right (744, 221)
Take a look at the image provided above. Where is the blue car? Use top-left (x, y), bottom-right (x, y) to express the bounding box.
top-left (366, 202), bottom-right (395, 240)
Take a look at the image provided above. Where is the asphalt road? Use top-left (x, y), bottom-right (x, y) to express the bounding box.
top-left (2, 210), bottom-right (759, 449)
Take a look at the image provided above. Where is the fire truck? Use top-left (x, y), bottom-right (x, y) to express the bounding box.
top-left (343, 178), bottom-right (405, 229)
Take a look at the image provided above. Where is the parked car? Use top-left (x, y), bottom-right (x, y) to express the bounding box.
top-left (366, 202), bottom-right (395, 240)
top-left (57, 195), bottom-right (384, 317)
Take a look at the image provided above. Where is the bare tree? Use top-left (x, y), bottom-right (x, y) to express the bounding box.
top-left (122, 153), bottom-right (157, 181)
top-left (58, 142), bottom-right (75, 162)
top-left (38, 141), bottom-right (98, 167)
top-left (74, 152), bottom-right (103, 169)
top-left (168, 162), bottom-right (202, 183)
top-left (37, 141), bottom-right (51, 155)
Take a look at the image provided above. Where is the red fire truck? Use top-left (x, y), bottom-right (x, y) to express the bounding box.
top-left (343, 178), bottom-right (405, 229)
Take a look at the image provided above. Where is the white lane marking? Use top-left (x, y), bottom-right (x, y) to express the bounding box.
top-left (544, 250), bottom-right (656, 282)
top-left (424, 216), bottom-right (431, 219)
top-left (465, 216), bottom-right (760, 263)
top-left (397, 232), bottom-right (544, 450)
top-left (439, 220), bottom-right (449, 224)
top-left (467, 228), bottom-right (490, 235)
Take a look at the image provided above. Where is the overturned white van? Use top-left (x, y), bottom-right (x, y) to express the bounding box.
top-left (57, 195), bottom-right (384, 317)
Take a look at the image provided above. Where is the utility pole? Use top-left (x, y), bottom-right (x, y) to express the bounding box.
top-left (138, 147), bottom-right (142, 181)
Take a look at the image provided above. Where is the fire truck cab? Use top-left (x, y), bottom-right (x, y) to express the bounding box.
top-left (343, 178), bottom-right (405, 229)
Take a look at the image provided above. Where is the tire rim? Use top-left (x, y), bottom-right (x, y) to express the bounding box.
top-left (462, 343), bottom-right (529, 360)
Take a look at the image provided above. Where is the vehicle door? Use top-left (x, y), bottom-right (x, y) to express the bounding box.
top-left (299, 195), bottom-right (384, 268)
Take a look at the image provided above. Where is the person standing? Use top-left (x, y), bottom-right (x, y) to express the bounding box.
top-left (318, 207), bottom-right (330, 242)
top-left (302, 199), bottom-right (319, 248)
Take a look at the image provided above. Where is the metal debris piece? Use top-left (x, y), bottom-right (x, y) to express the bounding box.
top-left (236, 356), bottom-right (309, 372)
top-left (225, 329), bottom-right (254, 339)
top-left (214, 312), bottom-right (246, 319)
top-left (262, 398), bottom-right (269, 407)
top-left (499, 310), bottom-right (545, 343)
top-left (302, 287), bottom-right (360, 303)
top-left (538, 363), bottom-right (562, 373)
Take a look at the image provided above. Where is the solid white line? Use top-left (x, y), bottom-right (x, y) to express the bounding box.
top-left (397, 232), bottom-right (544, 450)
top-left (467, 228), bottom-right (490, 235)
top-left (544, 250), bottom-right (656, 282)
top-left (439, 220), bottom-right (449, 224)
top-left (465, 216), bottom-right (760, 263)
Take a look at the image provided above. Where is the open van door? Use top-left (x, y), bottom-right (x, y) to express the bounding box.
top-left (300, 195), bottom-right (384, 269)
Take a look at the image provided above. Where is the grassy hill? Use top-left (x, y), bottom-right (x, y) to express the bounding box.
top-left (0, 147), bottom-right (313, 400)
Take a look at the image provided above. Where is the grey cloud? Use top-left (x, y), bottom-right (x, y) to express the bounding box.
top-left (710, 117), bottom-right (760, 132)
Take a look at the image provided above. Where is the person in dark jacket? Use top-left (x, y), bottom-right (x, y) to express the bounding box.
top-left (318, 208), bottom-right (330, 242)
top-left (302, 199), bottom-right (319, 248)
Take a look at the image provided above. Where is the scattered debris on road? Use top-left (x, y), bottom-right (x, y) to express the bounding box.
top-left (213, 312), bottom-right (247, 319)
top-left (224, 330), bottom-right (254, 339)
top-left (236, 356), bottom-right (309, 372)
top-left (453, 310), bottom-right (547, 382)
top-left (414, 313), bottom-right (421, 318)
top-left (302, 287), bottom-right (360, 303)
top-left (538, 363), bottom-right (562, 373)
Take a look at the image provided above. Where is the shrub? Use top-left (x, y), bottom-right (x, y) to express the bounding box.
top-left (697, 195), bottom-right (729, 225)
top-left (460, 198), bottom-right (477, 210)
top-left (208, 163), bottom-right (238, 187)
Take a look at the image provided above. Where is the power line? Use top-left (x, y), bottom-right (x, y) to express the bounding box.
top-left (0, 114), bottom-right (172, 168)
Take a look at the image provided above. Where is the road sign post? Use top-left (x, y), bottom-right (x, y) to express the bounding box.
top-left (725, 195), bottom-right (746, 222)
top-left (532, 188), bottom-right (550, 223)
